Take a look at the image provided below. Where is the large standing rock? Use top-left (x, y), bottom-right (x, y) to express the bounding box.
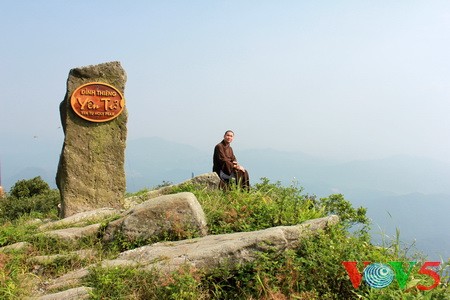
top-left (56, 61), bottom-right (128, 217)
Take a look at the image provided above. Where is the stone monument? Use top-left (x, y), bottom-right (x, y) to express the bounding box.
top-left (56, 61), bottom-right (128, 217)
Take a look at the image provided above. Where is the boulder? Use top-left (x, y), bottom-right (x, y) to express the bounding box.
top-left (103, 192), bottom-right (208, 243)
top-left (179, 172), bottom-right (221, 189)
top-left (56, 61), bottom-right (128, 217)
top-left (123, 172), bottom-right (221, 209)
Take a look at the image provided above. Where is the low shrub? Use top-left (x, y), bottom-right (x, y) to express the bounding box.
top-left (0, 176), bottom-right (60, 222)
top-left (0, 189), bottom-right (59, 222)
top-left (8, 176), bottom-right (51, 199)
top-left (174, 178), bottom-right (327, 234)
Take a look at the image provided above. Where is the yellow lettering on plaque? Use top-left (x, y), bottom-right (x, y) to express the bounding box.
top-left (71, 82), bottom-right (125, 122)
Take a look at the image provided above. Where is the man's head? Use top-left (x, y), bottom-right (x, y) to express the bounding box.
top-left (223, 130), bottom-right (234, 144)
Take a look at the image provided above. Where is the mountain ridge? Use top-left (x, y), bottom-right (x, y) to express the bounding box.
top-left (2, 136), bottom-right (449, 259)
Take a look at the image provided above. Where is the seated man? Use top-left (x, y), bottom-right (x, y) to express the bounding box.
top-left (213, 130), bottom-right (250, 190)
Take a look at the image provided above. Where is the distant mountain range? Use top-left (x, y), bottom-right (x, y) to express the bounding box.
top-left (4, 136), bottom-right (450, 197)
top-left (1, 136), bottom-right (449, 260)
top-left (125, 137), bottom-right (450, 196)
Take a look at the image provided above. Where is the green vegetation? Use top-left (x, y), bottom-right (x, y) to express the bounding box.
top-left (0, 177), bottom-right (448, 299)
top-left (0, 176), bottom-right (59, 222)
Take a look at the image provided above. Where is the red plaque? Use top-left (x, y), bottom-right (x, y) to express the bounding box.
top-left (70, 82), bottom-right (125, 122)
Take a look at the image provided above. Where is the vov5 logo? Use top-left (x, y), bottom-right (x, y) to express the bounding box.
top-left (342, 261), bottom-right (441, 290)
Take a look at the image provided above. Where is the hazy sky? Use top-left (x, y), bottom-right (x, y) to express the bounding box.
top-left (1, 1), bottom-right (450, 163)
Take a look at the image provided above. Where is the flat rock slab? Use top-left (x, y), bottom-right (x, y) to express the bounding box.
top-left (28, 286), bottom-right (93, 300)
top-left (42, 223), bottom-right (101, 242)
top-left (103, 215), bottom-right (339, 273)
top-left (28, 249), bottom-right (98, 265)
top-left (42, 268), bottom-right (90, 293)
top-left (0, 241), bottom-right (32, 252)
top-left (40, 216), bottom-right (339, 294)
top-left (38, 208), bottom-right (120, 231)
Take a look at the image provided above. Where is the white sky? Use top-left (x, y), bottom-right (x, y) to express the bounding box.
top-left (1, 1), bottom-right (450, 163)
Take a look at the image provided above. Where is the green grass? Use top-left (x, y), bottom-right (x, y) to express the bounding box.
top-left (0, 178), bottom-right (448, 299)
